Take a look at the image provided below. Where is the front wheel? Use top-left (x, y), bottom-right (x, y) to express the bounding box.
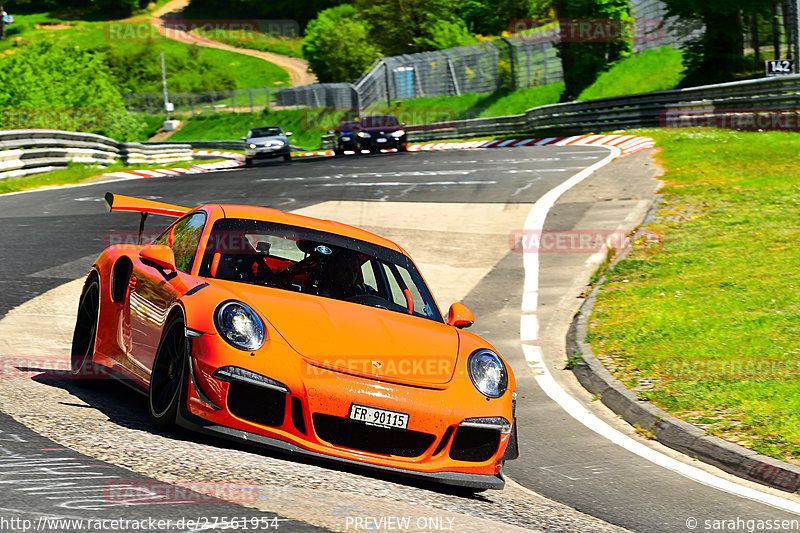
top-left (148, 314), bottom-right (187, 431)
top-left (283, 153), bottom-right (292, 161)
top-left (244, 158), bottom-right (253, 167)
top-left (71, 277), bottom-right (101, 386)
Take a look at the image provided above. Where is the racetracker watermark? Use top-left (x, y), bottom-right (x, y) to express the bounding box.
top-left (304, 358), bottom-right (452, 379)
top-left (103, 481), bottom-right (258, 505)
top-left (0, 356), bottom-right (101, 381)
top-left (509, 18), bottom-right (664, 44)
top-left (105, 19), bottom-right (299, 43)
top-left (0, 108), bottom-right (104, 131)
top-left (663, 359), bottom-right (800, 380)
top-left (662, 108), bottom-right (800, 131)
top-left (509, 229), bottom-right (629, 253)
top-left (303, 109), bottom-right (456, 132)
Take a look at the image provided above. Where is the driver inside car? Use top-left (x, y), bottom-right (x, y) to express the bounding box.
top-left (320, 249), bottom-right (377, 300)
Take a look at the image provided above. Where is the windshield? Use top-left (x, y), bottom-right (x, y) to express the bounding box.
top-left (248, 127), bottom-right (283, 138)
top-left (339, 121), bottom-right (360, 131)
top-left (198, 218), bottom-right (443, 323)
top-left (362, 115), bottom-right (399, 128)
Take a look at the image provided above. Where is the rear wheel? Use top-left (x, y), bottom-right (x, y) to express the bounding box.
top-left (71, 277), bottom-right (101, 386)
top-left (148, 314), bottom-right (187, 431)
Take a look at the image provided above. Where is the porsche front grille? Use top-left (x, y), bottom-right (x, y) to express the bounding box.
top-left (312, 413), bottom-right (436, 458)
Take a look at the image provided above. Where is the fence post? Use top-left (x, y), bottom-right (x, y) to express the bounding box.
top-left (541, 42), bottom-right (549, 83)
top-left (352, 85), bottom-right (361, 112)
top-left (265, 87), bottom-right (271, 110)
top-left (190, 94), bottom-right (195, 116)
top-left (384, 61), bottom-right (392, 107)
top-left (247, 89), bottom-right (254, 113)
top-left (501, 38), bottom-right (516, 91)
top-left (446, 58), bottom-right (461, 95)
top-left (230, 89), bottom-right (235, 112)
top-left (794, 0), bottom-right (800, 71)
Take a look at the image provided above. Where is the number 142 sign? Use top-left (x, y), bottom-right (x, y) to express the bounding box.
top-left (766, 59), bottom-right (795, 76)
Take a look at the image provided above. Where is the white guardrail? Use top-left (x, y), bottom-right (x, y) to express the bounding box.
top-left (0, 130), bottom-right (193, 180)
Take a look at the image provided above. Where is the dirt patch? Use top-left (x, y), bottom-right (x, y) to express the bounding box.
top-left (34, 23), bottom-right (74, 30)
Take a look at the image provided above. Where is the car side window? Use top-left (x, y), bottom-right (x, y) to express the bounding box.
top-left (154, 212), bottom-right (206, 273)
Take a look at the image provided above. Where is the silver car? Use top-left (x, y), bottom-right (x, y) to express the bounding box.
top-left (242, 126), bottom-right (292, 165)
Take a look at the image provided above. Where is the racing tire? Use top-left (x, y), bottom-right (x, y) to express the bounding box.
top-left (244, 158), bottom-right (253, 167)
top-left (283, 153), bottom-right (292, 161)
top-left (71, 276), bottom-right (102, 386)
top-left (398, 144), bottom-right (408, 152)
top-left (148, 313), bottom-right (188, 431)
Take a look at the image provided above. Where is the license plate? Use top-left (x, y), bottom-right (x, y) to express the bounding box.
top-left (376, 138), bottom-right (388, 143)
top-left (349, 404), bottom-right (409, 429)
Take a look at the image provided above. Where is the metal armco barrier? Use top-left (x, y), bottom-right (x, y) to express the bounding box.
top-left (319, 75), bottom-right (800, 148)
top-left (0, 130), bottom-right (193, 180)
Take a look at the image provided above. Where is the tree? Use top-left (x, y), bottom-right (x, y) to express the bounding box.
top-left (354, 0), bottom-right (467, 56)
top-left (457, 0), bottom-right (535, 36)
top-left (302, 5), bottom-right (382, 83)
top-left (662, 0), bottom-right (775, 85)
top-left (543, 0), bottom-right (633, 101)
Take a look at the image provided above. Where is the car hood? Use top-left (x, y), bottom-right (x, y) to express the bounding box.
top-left (360, 126), bottom-right (402, 134)
top-left (222, 283), bottom-right (458, 386)
top-left (247, 135), bottom-right (287, 144)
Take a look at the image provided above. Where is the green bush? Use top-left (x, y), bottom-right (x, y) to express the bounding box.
top-left (0, 41), bottom-right (143, 140)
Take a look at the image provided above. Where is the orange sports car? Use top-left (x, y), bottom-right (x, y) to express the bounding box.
top-left (71, 193), bottom-right (518, 490)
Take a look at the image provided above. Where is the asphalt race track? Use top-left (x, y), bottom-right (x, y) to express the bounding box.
top-left (1, 147), bottom-right (799, 532)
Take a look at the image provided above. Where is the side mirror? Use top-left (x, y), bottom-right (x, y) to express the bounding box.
top-left (401, 122), bottom-right (407, 127)
top-left (447, 303), bottom-right (474, 329)
top-left (240, 136), bottom-right (246, 141)
top-left (286, 131), bottom-right (293, 137)
top-left (140, 244), bottom-right (176, 272)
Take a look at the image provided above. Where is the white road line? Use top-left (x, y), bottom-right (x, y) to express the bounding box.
top-left (308, 181), bottom-right (498, 187)
top-left (518, 146), bottom-right (800, 514)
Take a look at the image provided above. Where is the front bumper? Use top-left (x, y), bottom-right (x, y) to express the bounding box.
top-left (357, 135), bottom-right (406, 151)
top-left (182, 332), bottom-right (515, 489)
top-left (245, 146), bottom-right (291, 159)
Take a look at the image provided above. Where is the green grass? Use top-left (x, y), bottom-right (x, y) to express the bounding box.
top-left (0, 14), bottom-right (290, 90)
top-left (169, 108), bottom-right (327, 150)
top-left (0, 158), bottom-right (223, 195)
top-left (577, 47), bottom-right (685, 101)
top-left (368, 83), bottom-right (565, 120)
top-left (588, 128), bottom-right (800, 464)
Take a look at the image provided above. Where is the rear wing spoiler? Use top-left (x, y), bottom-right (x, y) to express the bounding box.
top-left (104, 192), bottom-right (191, 217)
top-left (104, 192), bottom-right (192, 246)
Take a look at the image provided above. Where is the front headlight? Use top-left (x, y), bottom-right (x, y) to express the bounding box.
top-left (357, 131), bottom-right (371, 138)
top-left (391, 129), bottom-right (405, 138)
top-left (248, 143), bottom-right (257, 149)
top-left (468, 349), bottom-right (508, 398)
top-left (214, 301), bottom-right (266, 351)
